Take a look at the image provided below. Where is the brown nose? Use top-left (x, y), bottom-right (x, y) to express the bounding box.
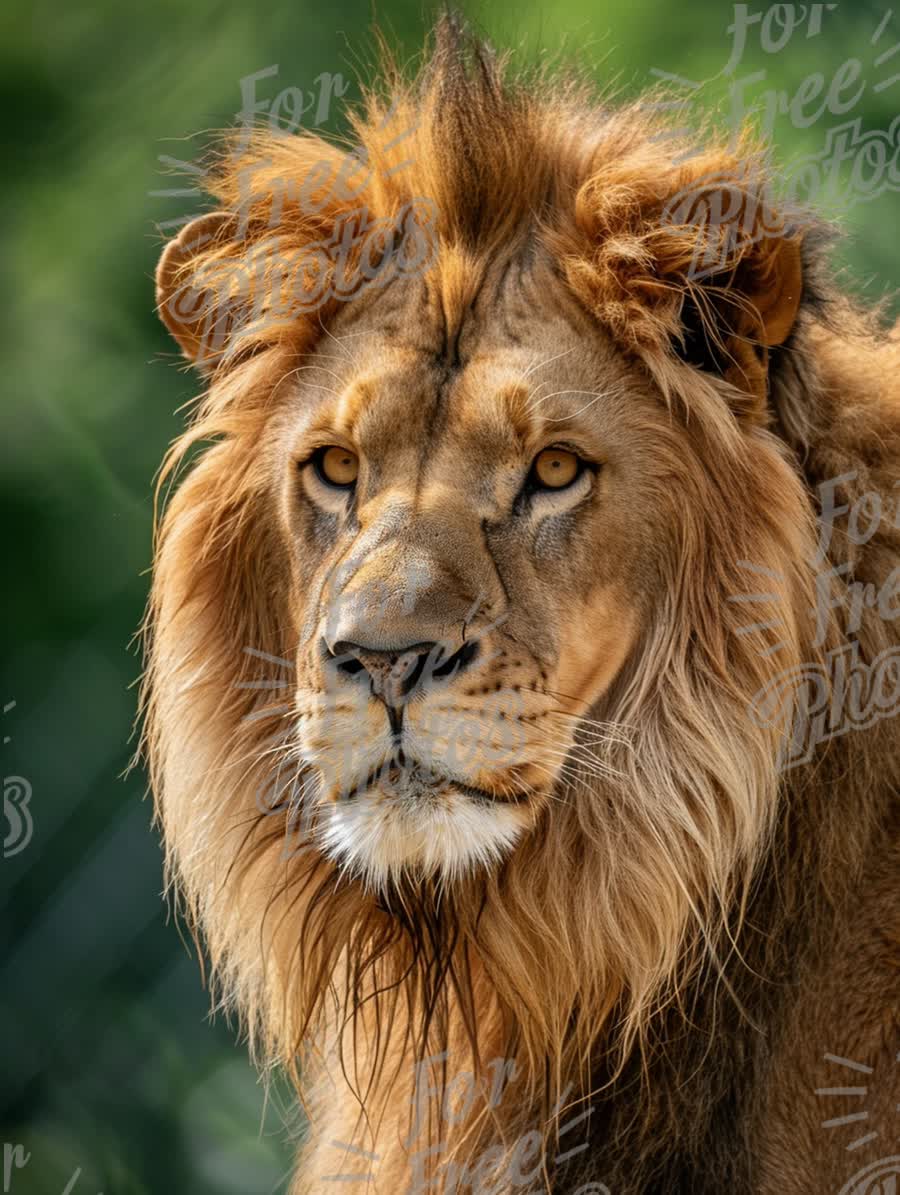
top-left (327, 639), bottom-right (479, 706)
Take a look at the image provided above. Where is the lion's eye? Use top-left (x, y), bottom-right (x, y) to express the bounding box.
top-left (315, 446), bottom-right (359, 488)
top-left (530, 447), bottom-right (581, 490)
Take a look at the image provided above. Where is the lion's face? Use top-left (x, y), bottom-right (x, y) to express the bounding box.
top-left (261, 257), bottom-right (690, 887)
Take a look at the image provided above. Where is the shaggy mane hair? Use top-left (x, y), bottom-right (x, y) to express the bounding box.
top-left (144, 15), bottom-right (900, 1193)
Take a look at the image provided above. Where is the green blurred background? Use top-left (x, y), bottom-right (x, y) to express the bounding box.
top-left (2, 0), bottom-right (897, 1191)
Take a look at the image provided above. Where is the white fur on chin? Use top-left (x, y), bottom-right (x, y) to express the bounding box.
top-left (318, 786), bottom-right (529, 891)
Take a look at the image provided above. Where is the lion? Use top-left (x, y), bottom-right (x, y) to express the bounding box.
top-left (143, 16), bottom-right (900, 1194)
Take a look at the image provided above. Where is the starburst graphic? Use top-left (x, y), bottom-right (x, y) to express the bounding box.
top-left (322, 1140), bottom-right (382, 1184)
top-left (648, 7), bottom-right (900, 209)
top-left (149, 155), bottom-right (208, 233)
top-left (816, 1051), bottom-right (899, 1153)
top-left (150, 83), bottom-right (419, 240)
top-left (60, 1168), bottom-right (103, 1195)
top-left (641, 68), bottom-right (704, 163)
top-left (871, 10), bottom-right (900, 93)
top-left (729, 561), bottom-right (791, 658)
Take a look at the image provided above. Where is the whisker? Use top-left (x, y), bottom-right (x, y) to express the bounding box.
top-left (292, 381), bottom-right (344, 399)
top-left (526, 385), bottom-right (625, 418)
top-left (518, 346), bottom-right (575, 380)
top-left (549, 754), bottom-right (625, 784)
top-left (287, 363), bottom-right (348, 385)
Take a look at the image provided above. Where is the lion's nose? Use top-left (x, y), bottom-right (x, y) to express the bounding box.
top-left (326, 639), bottom-right (479, 705)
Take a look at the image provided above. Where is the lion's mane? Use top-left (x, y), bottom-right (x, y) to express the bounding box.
top-left (143, 16), bottom-right (900, 1193)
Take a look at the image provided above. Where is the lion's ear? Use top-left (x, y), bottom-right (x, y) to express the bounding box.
top-left (155, 212), bottom-right (237, 369)
top-left (153, 135), bottom-right (368, 372)
top-left (566, 151), bottom-right (806, 416)
top-left (675, 225), bottom-right (803, 409)
top-left (743, 234), bottom-right (804, 348)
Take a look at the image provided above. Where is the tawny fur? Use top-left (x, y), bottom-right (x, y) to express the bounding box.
top-left (143, 17), bottom-right (899, 1194)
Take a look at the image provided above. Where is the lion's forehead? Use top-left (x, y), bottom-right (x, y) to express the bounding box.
top-left (293, 323), bottom-right (631, 496)
top-left (290, 255), bottom-right (621, 452)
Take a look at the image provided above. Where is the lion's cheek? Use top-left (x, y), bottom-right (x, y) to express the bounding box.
top-left (554, 587), bottom-right (638, 714)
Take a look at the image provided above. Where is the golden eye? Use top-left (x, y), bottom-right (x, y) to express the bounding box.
top-left (316, 446), bottom-right (359, 488)
top-left (532, 447), bottom-right (580, 490)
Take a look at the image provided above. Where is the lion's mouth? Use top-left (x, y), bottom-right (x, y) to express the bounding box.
top-left (380, 761), bottom-right (447, 800)
top-left (317, 752), bottom-right (534, 886)
top-left (338, 755), bottom-right (528, 806)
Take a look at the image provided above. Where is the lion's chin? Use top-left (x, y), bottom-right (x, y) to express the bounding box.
top-left (317, 780), bottom-right (530, 891)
